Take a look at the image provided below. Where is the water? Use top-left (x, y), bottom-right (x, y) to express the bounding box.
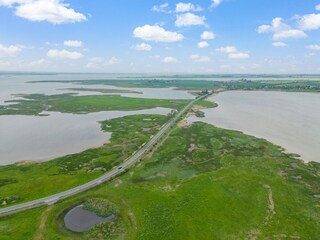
top-left (0, 74), bottom-right (195, 165)
top-left (64, 205), bottom-right (115, 232)
top-left (188, 91), bottom-right (320, 163)
top-left (0, 74), bottom-right (194, 105)
top-left (0, 108), bottom-right (172, 165)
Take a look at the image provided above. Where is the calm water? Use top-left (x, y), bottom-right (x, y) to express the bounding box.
top-left (0, 74), bottom-right (195, 165)
top-left (0, 108), bottom-right (172, 165)
top-left (0, 74), bottom-right (194, 105)
top-left (188, 91), bottom-right (320, 163)
top-left (64, 205), bottom-right (115, 232)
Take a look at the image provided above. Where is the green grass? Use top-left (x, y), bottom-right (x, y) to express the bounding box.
top-left (0, 114), bottom-right (168, 206)
top-left (83, 198), bottom-right (120, 217)
top-left (0, 94), bottom-right (189, 116)
top-left (0, 207), bottom-right (45, 240)
top-left (1, 121), bottom-right (318, 239)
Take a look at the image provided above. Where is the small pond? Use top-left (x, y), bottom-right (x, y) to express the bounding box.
top-left (64, 205), bottom-right (115, 232)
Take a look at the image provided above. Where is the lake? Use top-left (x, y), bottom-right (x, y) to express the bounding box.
top-left (0, 108), bottom-right (173, 165)
top-left (188, 91), bottom-right (320, 163)
top-left (0, 74), bottom-right (194, 105)
top-left (0, 74), bottom-right (194, 165)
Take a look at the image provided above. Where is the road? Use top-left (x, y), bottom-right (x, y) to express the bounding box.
top-left (0, 94), bottom-right (209, 216)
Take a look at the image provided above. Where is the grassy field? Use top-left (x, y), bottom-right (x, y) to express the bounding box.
top-left (0, 119), bottom-right (319, 239)
top-left (0, 93), bottom-right (189, 116)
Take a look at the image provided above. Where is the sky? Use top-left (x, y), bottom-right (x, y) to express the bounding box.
top-left (1, 0), bottom-right (320, 74)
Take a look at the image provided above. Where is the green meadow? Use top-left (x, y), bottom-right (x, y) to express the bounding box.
top-left (1, 120), bottom-right (319, 239)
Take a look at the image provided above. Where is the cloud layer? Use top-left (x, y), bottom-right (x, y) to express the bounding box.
top-left (0, 0), bottom-right (87, 24)
top-left (133, 25), bottom-right (184, 42)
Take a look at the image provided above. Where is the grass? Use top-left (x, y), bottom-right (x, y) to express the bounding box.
top-left (83, 198), bottom-right (120, 217)
top-left (0, 120), bottom-right (319, 239)
top-left (0, 114), bottom-right (168, 206)
top-left (0, 93), bottom-right (189, 116)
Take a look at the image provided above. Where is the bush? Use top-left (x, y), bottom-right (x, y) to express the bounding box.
top-left (83, 198), bottom-right (120, 217)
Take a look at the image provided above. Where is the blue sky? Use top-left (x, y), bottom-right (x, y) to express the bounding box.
top-left (1, 0), bottom-right (320, 73)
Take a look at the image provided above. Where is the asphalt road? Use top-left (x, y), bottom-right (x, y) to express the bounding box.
top-left (0, 94), bottom-right (209, 216)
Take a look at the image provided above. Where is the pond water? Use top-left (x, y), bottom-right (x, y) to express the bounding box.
top-left (64, 205), bottom-right (115, 232)
top-left (188, 91), bottom-right (320, 163)
top-left (0, 107), bottom-right (172, 165)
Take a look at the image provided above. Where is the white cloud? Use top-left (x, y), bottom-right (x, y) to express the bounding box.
top-left (132, 43), bottom-right (152, 51)
top-left (298, 13), bottom-right (320, 30)
top-left (47, 49), bottom-right (83, 59)
top-left (64, 40), bottom-right (82, 47)
top-left (306, 44), bottom-right (320, 51)
top-left (212, 0), bottom-right (222, 7)
top-left (0, 44), bottom-right (22, 56)
top-left (85, 57), bottom-right (119, 69)
top-left (175, 2), bottom-right (203, 13)
top-left (0, 0), bottom-right (87, 24)
top-left (133, 25), bottom-right (184, 42)
top-left (198, 41), bottom-right (208, 48)
top-left (216, 46), bottom-right (250, 59)
top-left (190, 54), bottom-right (211, 62)
top-left (162, 56), bottom-right (178, 63)
top-left (229, 52), bottom-right (250, 59)
top-left (216, 46), bottom-right (237, 53)
top-left (107, 57), bottom-right (119, 65)
top-left (257, 17), bottom-right (290, 33)
top-left (316, 4), bottom-right (320, 11)
top-left (175, 13), bottom-right (206, 27)
top-left (273, 29), bottom-right (307, 40)
top-left (258, 17), bottom-right (307, 40)
top-left (152, 2), bottom-right (170, 13)
top-left (201, 31), bottom-right (215, 40)
top-left (272, 42), bottom-right (287, 47)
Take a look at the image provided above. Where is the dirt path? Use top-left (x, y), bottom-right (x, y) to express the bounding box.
top-left (263, 184), bottom-right (276, 225)
top-left (247, 184), bottom-right (276, 240)
top-left (34, 206), bottom-right (53, 240)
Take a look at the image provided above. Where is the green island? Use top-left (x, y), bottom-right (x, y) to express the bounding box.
top-left (31, 79), bottom-right (320, 92)
top-left (0, 93), bottom-right (188, 116)
top-left (0, 82), bottom-right (319, 239)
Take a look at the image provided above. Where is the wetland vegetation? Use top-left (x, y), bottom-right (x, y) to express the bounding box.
top-left (32, 79), bottom-right (320, 92)
top-left (0, 120), bottom-right (319, 239)
top-left (0, 81), bottom-right (319, 239)
top-left (0, 93), bottom-right (189, 116)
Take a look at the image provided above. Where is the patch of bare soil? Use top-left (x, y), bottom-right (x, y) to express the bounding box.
top-left (192, 105), bottom-right (206, 111)
top-left (16, 160), bottom-right (36, 166)
top-left (177, 119), bottom-right (191, 128)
